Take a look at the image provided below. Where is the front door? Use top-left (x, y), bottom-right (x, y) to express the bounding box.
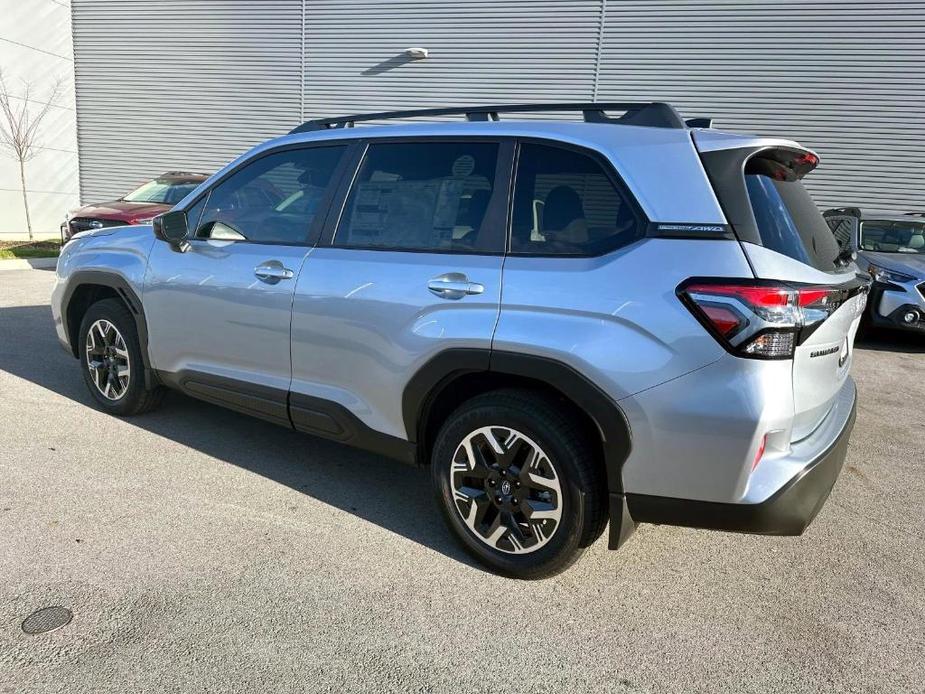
top-left (289, 139), bottom-right (511, 441)
top-left (144, 144), bottom-right (347, 425)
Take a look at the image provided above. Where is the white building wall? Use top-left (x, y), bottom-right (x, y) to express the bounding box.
top-left (71, 0), bottom-right (302, 203)
top-left (0, 0), bottom-right (78, 240)
top-left (70, 1), bottom-right (925, 213)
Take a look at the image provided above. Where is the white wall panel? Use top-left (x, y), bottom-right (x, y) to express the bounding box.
top-left (0, 0), bottom-right (78, 239)
top-left (72, 0), bottom-right (303, 202)
top-left (302, 0), bottom-right (602, 122)
top-left (71, 0), bottom-right (925, 212)
top-left (596, 1), bottom-right (925, 209)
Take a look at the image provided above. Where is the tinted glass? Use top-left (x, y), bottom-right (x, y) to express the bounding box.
top-left (184, 196), bottom-right (207, 235)
top-left (197, 146), bottom-right (345, 244)
top-left (511, 143), bottom-right (641, 255)
top-left (745, 174), bottom-right (841, 271)
top-left (860, 220), bottom-right (925, 254)
top-left (336, 141), bottom-right (499, 251)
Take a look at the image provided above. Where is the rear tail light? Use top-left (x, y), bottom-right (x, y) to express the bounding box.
top-left (678, 279), bottom-right (849, 359)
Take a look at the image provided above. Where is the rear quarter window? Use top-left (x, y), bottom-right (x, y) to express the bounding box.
top-left (510, 142), bottom-right (643, 256)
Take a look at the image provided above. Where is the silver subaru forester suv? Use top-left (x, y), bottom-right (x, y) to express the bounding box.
top-left (52, 103), bottom-right (867, 578)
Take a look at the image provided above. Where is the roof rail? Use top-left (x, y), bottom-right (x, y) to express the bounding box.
top-left (290, 102), bottom-right (695, 134)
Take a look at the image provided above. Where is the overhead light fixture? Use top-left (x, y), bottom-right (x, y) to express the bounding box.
top-left (405, 47), bottom-right (429, 60)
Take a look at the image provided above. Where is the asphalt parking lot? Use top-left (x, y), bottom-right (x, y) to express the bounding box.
top-left (1, 267), bottom-right (923, 694)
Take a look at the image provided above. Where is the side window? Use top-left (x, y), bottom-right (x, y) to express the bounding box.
top-left (336, 141), bottom-right (500, 252)
top-left (183, 196), bottom-right (207, 235)
top-left (196, 145), bottom-right (345, 244)
top-left (511, 143), bottom-right (643, 255)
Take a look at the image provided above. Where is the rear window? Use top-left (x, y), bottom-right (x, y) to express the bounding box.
top-left (745, 174), bottom-right (841, 272)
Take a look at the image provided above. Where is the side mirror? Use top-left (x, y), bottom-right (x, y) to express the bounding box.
top-left (152, 210), bottom-right (190, 252)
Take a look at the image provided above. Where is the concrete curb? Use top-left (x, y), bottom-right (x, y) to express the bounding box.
top-left (0, 257), bottom-right (58, 271)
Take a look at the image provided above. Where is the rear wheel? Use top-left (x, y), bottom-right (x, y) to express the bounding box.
top-left (78, 298), bottom-right (163, 416)
top-left (431, 389), bottom-right (606, 579)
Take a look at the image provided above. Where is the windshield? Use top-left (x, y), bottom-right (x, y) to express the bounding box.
top-left (860, 220), bottom-right (925, 254)
top-left (123, 179), bottom-right (199, 204)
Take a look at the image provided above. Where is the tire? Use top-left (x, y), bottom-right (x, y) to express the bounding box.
top-left (431, 388), bottom-right (606, 579)
top-left (78, 298), bottom-right (163, 416)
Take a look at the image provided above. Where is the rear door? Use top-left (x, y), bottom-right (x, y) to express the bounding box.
top-left (698, 138), bottom-right (867, 440)
top-left (288, 138), bottom-right (511, 441)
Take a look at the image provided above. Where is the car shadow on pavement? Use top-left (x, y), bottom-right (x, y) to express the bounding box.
top-left (0, 304), bottom-right (484, 571)
top-left (854, 328), bottom-right (925, 354)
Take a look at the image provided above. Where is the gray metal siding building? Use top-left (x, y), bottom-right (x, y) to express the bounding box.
top-left (72, 0), bottom-right (924, 210)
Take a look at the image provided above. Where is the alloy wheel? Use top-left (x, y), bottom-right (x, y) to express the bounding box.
top-left (85, 319), bottom-right (131, 400)
top-left (449, 425), bottom-right (562, 554)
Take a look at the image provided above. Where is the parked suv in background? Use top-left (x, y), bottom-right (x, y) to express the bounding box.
top-left (52, 103), bottom-right (866, 578)
top-left (824, 207), bottom-right (925, 333)
top-left (62, 171), bottom-right (209, 239)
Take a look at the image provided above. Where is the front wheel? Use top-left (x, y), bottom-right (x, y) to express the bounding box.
top-left (78, 298), bottom-right (163, 416)
top-left (431, 389), bottom-right (606, 579)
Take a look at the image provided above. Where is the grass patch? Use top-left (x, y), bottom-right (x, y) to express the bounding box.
top-left (0, 240), bottom-right (62, 259)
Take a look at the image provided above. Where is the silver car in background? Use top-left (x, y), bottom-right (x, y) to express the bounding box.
top-left (824, 207), bottom-right (925, 333)
top-left (51, 102), bottom-right (866, 578)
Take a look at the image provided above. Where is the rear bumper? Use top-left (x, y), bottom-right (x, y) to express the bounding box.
top-left (617, 381), bottom-right (856, 538)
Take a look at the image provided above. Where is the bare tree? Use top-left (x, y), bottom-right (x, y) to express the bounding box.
top-left (0, 70), bottom-right (62, 241)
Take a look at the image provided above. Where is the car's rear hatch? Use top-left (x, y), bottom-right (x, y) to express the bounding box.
top-left (694, 130), bottom-right (868, 441)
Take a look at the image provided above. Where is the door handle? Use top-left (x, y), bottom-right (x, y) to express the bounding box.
top-left (427, 272), bottom-right (485, 300)
top-left (254, 261), bottom-right (294, 283)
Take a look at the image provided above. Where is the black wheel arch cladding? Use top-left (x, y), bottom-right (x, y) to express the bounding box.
top-left (403, 348), bottom-right (633, 495)
top-left (63, 271), bottom-right (156, 388)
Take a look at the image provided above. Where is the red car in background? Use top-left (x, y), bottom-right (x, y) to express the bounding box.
top-left (62, 171), bottom-right (209, 239)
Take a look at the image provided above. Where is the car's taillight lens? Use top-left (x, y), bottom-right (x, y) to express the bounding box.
top-left (678, 280), bottom-right (848, 359)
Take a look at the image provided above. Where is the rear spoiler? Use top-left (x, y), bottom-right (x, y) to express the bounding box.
top-left (693, 131), bottom-right (820, 181)
top-left (694, 133), bottom-right (822, 248)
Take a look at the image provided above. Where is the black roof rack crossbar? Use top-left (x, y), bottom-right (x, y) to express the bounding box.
top-left (290, 102), bottom-right (692, 134)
